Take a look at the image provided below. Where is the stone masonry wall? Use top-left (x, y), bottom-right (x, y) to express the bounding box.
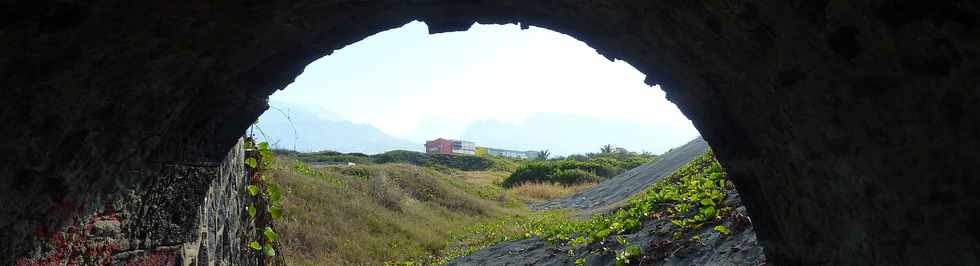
top-left (10, 138), bottom-right (255, 265)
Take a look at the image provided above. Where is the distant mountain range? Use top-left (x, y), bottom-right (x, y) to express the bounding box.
top-left (255, 102), bottom-right (698, 156)
top-left (255, 102), bottom-right (421, 154)
top-left (459, 113), bottom-right (699, 156)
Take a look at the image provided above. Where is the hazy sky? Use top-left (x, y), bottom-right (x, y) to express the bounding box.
top-left (268, 21), bottom-right (699, 152)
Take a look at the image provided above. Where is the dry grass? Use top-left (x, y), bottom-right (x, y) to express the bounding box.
top-left (270, 157), bottom-right (528, 265)
top-left (507, 182), bottom-right (595, 203)
top-left (448, 170), bottom-right (509, 187)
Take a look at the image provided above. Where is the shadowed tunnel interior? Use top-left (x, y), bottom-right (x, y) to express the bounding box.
top-left (1, 0), bottom-right (978, 265)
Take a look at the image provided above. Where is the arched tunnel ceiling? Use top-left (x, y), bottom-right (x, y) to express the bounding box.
top-left (1, 0), bottom-right (978, 264)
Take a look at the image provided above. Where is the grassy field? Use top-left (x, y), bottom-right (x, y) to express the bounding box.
top-left (268, 146), bottom-right (734, 266)
top-left (269, 156), bottom-right (586, 265)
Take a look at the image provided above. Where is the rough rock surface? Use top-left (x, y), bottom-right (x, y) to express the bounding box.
top-left (183, 138), bottom-right (259, 265)
top-left (1, 1), bottom-right (979, 265)
top-left (532, 138), bottom-right (709, 211)
top-left (5, 139), bottom-right (257, 265)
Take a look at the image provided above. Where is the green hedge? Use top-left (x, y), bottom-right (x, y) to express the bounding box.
top-left (294, 151), bottom-right (374, 165)
top-left (552, 169), bottom-right (601, 185)
top-left (502, 160), bottom-right (616, 187)
top-left (369, 150), bottom-right (497, 172)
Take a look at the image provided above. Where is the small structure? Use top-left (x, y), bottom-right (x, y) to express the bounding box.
top-left (487, 148), bottom-right (536, 159)
top-left (475, 147), bottom-right (489, 156)
top-left (425, 138), bottom-right (476, 155)
top-left (426, 138), bottom-right (536, 158)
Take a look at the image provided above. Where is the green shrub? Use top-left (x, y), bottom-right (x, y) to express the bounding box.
top-left (502, 160), bottom-right (613, 187)
top-left (501, 146), bottom-right (659, 188)
top-left (339, 166), bottom-right (374, 178)
top-left (486, 155), bottom-right (523, 172)
top-left (580, 157), bottom-right (623, 177)
top-left (369, 150), bottom-right (429, 165)
top-left (620, 156), bottom-right (650, 170)
top-left (428, 154), bottom-right (493, 171)
top-left (551, 169), bottom-right (600, 185)
top-left (525, 149), bottom-right (732, 249)
top-left (503, 162), bottom-right (555, 187)
top-left (370, 150), bottom-right (495, 171)
top-left (296, 151), bottom-right (373, 165)
top-left (273, 149), bottom-right (524, 172)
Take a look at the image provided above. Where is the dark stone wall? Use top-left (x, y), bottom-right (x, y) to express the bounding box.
top-left (1, 0), bottom-right (978, 265)
top-left (184, 138), bottom-right (258, 265)
top-left (4, 137), bottom-right (255, 265)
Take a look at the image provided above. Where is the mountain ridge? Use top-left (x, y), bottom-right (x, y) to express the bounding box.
top-left (256, 101), bottom-right (422, 154)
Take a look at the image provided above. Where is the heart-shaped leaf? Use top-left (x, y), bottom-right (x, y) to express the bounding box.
top-left (266, 184), bottom-right (281, 202)
top-left (699, 198), bottom-right (714, 207)
top-left (264, 226), bottom-right (280, 241)
top-left (263, 243), bottom-right (277, 257)
top-left (249, 240), bottom-right (262, 250)
top-left (246, 205), bottom-right (257, 219)
top-left (269, 206), bottom-right (282, 220)
top-left (258, 142), bottom-right (269, 151)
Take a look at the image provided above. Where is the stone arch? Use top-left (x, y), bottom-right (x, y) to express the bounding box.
top-left (1, 0), bottom-right (978, 265)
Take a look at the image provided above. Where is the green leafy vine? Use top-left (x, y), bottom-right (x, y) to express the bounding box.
top-left (244, 137), bottom-right (284, 259)
top-left (518, 150), bottom-right (736, 263)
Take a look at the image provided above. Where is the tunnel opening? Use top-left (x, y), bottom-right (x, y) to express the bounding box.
top-left (250, 20), bottom-right (744, 264)
top-left (3, 1), bottom-right (979, 265)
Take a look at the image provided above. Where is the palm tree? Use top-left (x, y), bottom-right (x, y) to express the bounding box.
top-left (600, 144), bottom-right (614, 154)
top-left (535, 150), bottom-right (551, 160)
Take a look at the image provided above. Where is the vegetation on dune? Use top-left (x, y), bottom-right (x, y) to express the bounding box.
top-left (371, 150), bottom-right (517, 172)
top-left (426, 149), bottom-right (743, 265)
top-left (283, 149), bottom-right (375, 165)
top-left (271, 153), bottom-right (585, 265)
top-left (275, 145), bottom-right (744, 266)
top-left (503, 160), bottom-right (607, 187)
top-left (501, 145), bottom-right (657, 187)
top-left (528, 150), bottom-right (732, 246)
top-left (276, 149), bottom-right (523, 172)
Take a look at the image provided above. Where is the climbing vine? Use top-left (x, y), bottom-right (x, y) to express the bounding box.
top-left (508, 150), bottom-right (740, 263)
top-left (243, 137), bottom-right (285, 261)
